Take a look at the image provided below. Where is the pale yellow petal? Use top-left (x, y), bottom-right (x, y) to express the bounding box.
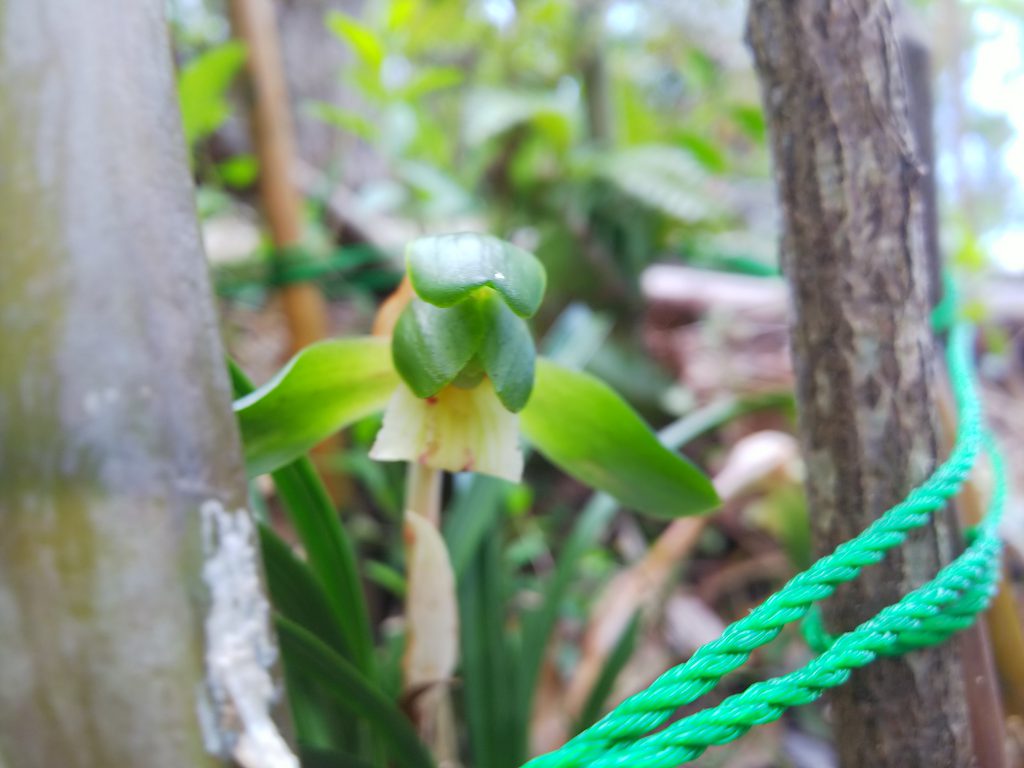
top-left (369, 379), bottom-right (524, 482)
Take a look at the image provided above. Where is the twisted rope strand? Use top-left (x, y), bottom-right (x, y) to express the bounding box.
top-left (524, 324), bottom-right (1003, 768)
top-left (587, 489), bottom-right (1003, 768)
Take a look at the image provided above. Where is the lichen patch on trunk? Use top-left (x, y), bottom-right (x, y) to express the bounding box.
top-left (198, 500), bottom-right (298, 768)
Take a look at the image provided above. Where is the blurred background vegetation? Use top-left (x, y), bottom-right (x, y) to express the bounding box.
top-left (165, 1), bottom-right (1024, 765)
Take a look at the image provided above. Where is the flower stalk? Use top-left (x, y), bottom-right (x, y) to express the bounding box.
top-left (377, 234), bottom-right (546, 764)
top-left (405, 462), bottom-right (443, 526)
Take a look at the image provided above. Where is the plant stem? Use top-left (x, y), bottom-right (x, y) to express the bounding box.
top-left (406, 463), bottom-right (443, 526)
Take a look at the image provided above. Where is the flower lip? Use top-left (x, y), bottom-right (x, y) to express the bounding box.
top-left (369, 377), bottom-right (524, 483)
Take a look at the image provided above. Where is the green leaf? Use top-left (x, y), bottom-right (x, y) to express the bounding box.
top-left (520, 360), bottom-right (719, 518)
top-left (518, 493), bottom-right (617, 721)
top-left (216, 154), bottom-right (258, 188)
top-left (271, 460), bottom-right (379, 686)
top-left (599, 145), bottom-right (723, 223)
top-left (276, 618), bottom-right (435, 768)
top-left (443, 476), bottom-right (509, 579)
top-left (462, 87), bottom-right (576, 148)
top-left (574, 612), bottom-right (641, 733)
top-left (262, 524), bottom-right (363, 753)
top-left (675, 131), bottom-right (728, 173)
top-left (731, 104), bottom-right (767, 143)
top-left (397, 66), bottom-right (465, 100)
top-left (258, 524), bottom-right (349, 656)
top-left (364, 559), bottom-right (406, 598)
top-left (459, 531), bottom-right (525, 768)
top-left (392, 299), bottom-right (485, 398)
top-left (539, 303), bottom-right (613, 370)
top-left (326, 11), bottom-right (385, 73)
top-left (234, 337), bottom-right (399, 476)
top-left (954, 233), bottom-right (988, 272)
top-left (308, 102), bottom-right (376, 142)
top-left (177, 42), bottom-right (247, 146)
top-left (477, 293), bottom-right (535, 412)
top-left (230, 361), bottom-right (376, 683)
top-left (406, 233), bottom-right (547, 318)
top-left (299, 746), bottom-right (376, 768)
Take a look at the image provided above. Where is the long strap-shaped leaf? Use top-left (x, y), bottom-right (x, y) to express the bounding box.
top-left (276, 617), bottom-right (436, 768)
top-left (230, 361), bottom-right (376, 679)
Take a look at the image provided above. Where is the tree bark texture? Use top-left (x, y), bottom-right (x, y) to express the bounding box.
top-left (747, 2), bottom-right (973, 767)
top-left (902, 19), bottom-right (1009, 765)
top-left (0, 1), bottom-right (285, 766)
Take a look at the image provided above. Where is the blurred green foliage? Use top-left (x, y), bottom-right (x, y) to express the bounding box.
top-left (177, 41), bottom-right (247, 146)
top-left (314, 0), bottom-right (774, 314)
top-left (170, 2), bottom-right (863, 766)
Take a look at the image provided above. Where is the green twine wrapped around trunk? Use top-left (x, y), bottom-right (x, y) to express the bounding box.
top-left (524, 321), bottom-right (1005, 768)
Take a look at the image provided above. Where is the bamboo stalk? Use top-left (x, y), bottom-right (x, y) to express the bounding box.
top-left (228, 0), bottom-right (350, 503)
top-left (227, 0), bottom-right (329, 352)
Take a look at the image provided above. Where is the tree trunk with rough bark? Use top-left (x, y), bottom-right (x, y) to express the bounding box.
top-left (747, 2), bottom-right (973, 766)
top-left (0, 1), bottom-right (291, 765)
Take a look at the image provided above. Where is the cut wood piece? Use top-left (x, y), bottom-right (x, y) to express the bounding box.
top-left (642, 263), bottom-right (1024, 325)
top-left (642, 264), bottom-right (788, 320)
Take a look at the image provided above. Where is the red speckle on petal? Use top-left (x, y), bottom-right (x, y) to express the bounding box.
top-left (403, 522), bottom-right (416, 547)
top-left (426, 396), bottom-right (439, 405)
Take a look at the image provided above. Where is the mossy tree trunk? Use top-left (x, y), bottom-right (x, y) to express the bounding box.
top-left (747, 2), bottom-right (973, 766)
top-left (0, 1), bottom-right (287, 766)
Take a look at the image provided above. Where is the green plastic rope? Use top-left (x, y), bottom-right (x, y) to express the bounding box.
top-left (524, 322), bottom-right (1005, 768)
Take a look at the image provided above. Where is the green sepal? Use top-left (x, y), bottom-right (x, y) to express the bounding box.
top-left (451, 356), bottom-right (486, 389)
top-left (392, 298), bottom-right (485, 398)
top-left (520, 359), bottom-right (720, 518)
top-left (477, 292), bottom-right (535, 412)
top-left (406, 233), bottom-right (547, 318)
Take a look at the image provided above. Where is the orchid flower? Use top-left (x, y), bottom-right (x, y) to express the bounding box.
top-left (232, 232), bottom-right (720, 763)
top-left (234, 233), bottom-right (718, 521)
top-left (368, 233), bottom-right (544, 484)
